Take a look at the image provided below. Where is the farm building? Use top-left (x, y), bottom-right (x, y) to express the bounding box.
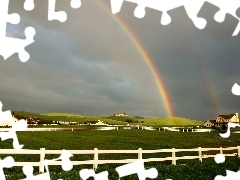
top-left (90, 120), bottom-right (106, 125)
top-left (203, 120), bottom-right (216, 127)
top-left (83, 120), bottom-right (106, 125)
top-left (204, 113), bottom-right (240, 127)
top-left (113, 112), bottom-right (128, 116)
top-left (216, 113), bottom-right (239, 123)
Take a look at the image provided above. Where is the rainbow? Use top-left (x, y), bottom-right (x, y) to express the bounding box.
top-left (174, 18), bottom-right (220, 117)
top-left (96, 0), bottom-right (174, 117)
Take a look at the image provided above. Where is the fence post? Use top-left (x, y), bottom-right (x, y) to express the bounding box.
top-left (138, 148), bottom-right (142, 159)
top-left (172, 148), bottom-right (176, 165)
top-left (39, 148), bottom-right (45, 173)
top-left (93, 148), bottom-right (98, 170)
top-left (198, 147), bottom-right (202, 162)
top-left (183, 129), bottom-right (184, 132)
top-left (220, 147), bottom-right (223, 154)
top-left (237, 146), bottom-right (240, 157)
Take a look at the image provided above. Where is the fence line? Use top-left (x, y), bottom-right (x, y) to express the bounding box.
top-left (0, 146), bottom-right (239, 173)
top-left (0, 127), bottom-right (215, 132)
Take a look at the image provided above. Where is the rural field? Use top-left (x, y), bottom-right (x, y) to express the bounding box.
top-left (1, 130), bottom-right (240, 180)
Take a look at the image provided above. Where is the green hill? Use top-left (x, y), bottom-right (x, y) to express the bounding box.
top-left (13, 111), bottom-right (203, 126)
top-left (104, 116), bottom-right (140, 123)
top-left (143, 117), bottom-right (202, 126)
top-left (42, 112), bottom-right (83, 117)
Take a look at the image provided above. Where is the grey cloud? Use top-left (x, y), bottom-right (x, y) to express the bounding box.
top-left (1, 0), bottom-right (240, 119)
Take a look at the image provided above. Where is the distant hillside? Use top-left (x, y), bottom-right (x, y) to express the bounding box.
top-left (143, 117), bottom-right (202, 126)
top-left (42, 113), bottom-right (83, 117)
top-left (104, 116), bottom-right (140, 123)
top-left (13, 111), bottom-right (46, 119)
top-left (13, 111), bottom-right (203, 126)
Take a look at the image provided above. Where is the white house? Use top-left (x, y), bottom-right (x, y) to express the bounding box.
top-left (204, 113), bottom-right (240, 127)
top-left (90, 120), bottom-right (106, 125)
top-left (113, 112), bottom-right (128, 116)
top-left (216, 113), bottom-right (239, 123)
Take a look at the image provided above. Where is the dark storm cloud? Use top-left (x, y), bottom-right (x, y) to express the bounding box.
top-left (0, 0), bottom-right (240, 119)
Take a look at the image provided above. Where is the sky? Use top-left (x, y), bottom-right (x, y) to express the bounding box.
top-left (0, 0), bottom-right (240, 121)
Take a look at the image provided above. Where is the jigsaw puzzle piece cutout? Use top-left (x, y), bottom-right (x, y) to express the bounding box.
top-left (57, 149), bottom-right (73, 171)
top-left (205, 0), bottom-right (240, 36)
top-left (21, 150), bottom-right (73, 180)
top-left (110, 0), bottom-right (207, 28)
top-left (0, 26), bottom-right (36, 62)
top-left (24, 0), bottom-right (35, 11)
top-left (0, 0), bottom-right (20, 37)
top-left (219, 122), bottom-right (240, 138)
top-left (21, 164), bottom-right (50, 180)
top-left (236, 7), bottom-right (240, 18)
top-left (206, 0), bottom-right (240, 23)
top-left (134, 2), bottom-right (147, 19)
top-left (196, 1), bottom-right (240, 37)
top-left (79, 169), bottom-right (108, 180)
top-left (48, 0), bottom-right (67, 22)
top-left (0, 120), bottom-right (28, 149)
top-left (183, 0), bottom-right (207, 29)
top-left (110, 0), bottom-right (240, 35)
top-left (0, 156), bottom-right (15, 180)
top-left (0, 102), bottom-right (13, 123)
top-left (214, 154), bottom-right (225, 164)
top-left (232, 83), bottom-right (240, 95)
top-left (70, 0), bottom-right (81, 9)
top-left (0, 0), bottom-right (36, 62)
top-left (116, 160), bottom-right (158, 180)
top-left (214, 170), bottom-right (240, 180)
top-left (0, 101), bottom-right (28, 149)
top-left (110, 0), bottom-right (124, 14)
top-left (134, 0), bottom-right (186, 25)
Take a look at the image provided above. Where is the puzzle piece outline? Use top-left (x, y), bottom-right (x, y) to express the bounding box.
top-left (110, 0), bottom-right (240, 36)
top-left (0, 0), bottom-right (36, 62)
top-left (0, 101), bottom-right (27, 149)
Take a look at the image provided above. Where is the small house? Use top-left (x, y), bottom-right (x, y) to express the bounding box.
top-left (203, 120), bottom-right (216, 127)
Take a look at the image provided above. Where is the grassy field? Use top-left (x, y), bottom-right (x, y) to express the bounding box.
top-left (13, 111), bottom-right (203, 126)
top-left (1, 130), bottom-right (239, 179)
top-left (142, 117), bottom-right (202, 126)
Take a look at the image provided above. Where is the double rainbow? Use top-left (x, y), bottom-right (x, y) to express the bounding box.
top-left (96, 0), bottom-right (174, 117)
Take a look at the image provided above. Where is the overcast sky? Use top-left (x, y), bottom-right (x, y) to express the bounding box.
top-left (0, 0), bottom-right (240, 120)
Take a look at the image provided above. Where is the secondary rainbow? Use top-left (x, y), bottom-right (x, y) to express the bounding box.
top-left (96, 0), bottom-right (174, 117)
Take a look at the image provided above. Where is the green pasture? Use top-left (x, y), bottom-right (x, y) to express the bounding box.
top-left (9, 130), bottom-right (240, 150)
top-left (142, 117), bottom-right (202, 126)
top-left (1, 130), bottom-right (240, 179)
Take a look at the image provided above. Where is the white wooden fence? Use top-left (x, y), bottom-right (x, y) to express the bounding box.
top-left (0, 146), bottom-right (239, 173)
top-left (0, 127), bottom-right (215, 132)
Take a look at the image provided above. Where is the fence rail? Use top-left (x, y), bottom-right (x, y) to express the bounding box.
top-left (0, 146), bottom-right (239, 173)
top-left (0, 127), bottom-right (216, 132)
